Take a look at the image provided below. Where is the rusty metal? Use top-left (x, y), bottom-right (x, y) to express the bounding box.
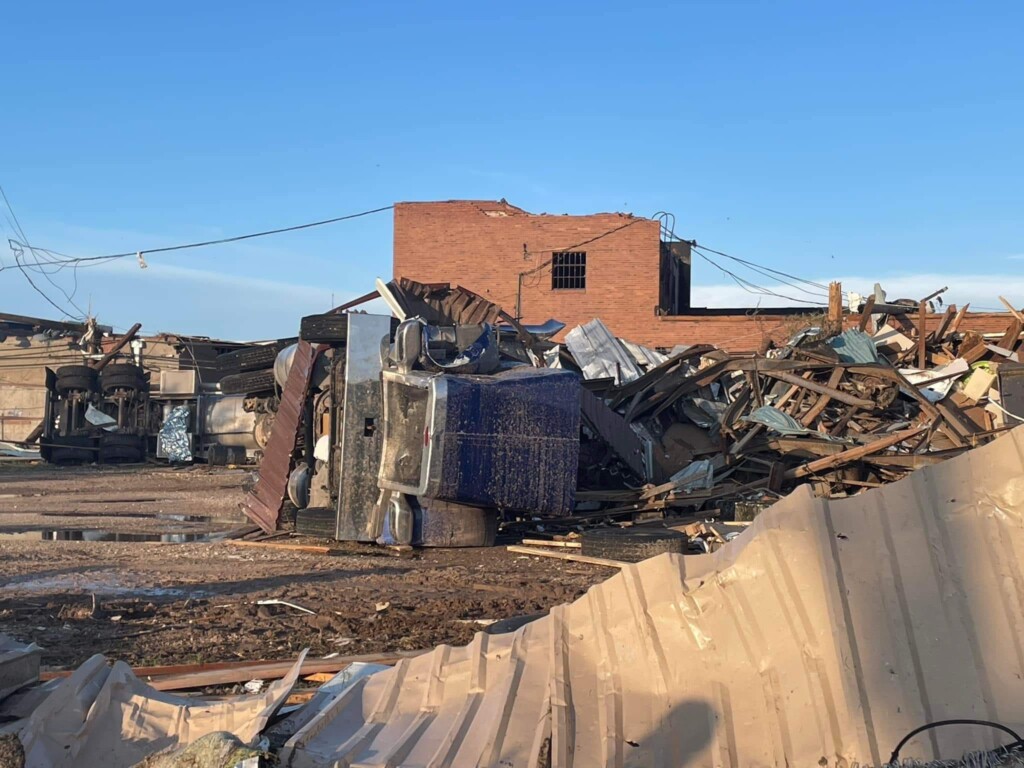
top-left (241, 340), bottom-right (318, 532)
top-left (92, 322), bottom-right (142, 371)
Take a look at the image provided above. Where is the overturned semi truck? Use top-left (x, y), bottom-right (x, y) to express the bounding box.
top-left (244, 280), bottom-right (582, 548)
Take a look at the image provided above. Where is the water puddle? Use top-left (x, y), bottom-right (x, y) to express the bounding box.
top-left (0, 528), bottom-right (227, 543)
top-left (2, 570), bottom-right (206, 597)
top-left (38, 512), bottom-right (215, 523)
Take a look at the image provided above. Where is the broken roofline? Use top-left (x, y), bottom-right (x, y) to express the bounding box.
top-left (393, 199), bottom-right (647, 220)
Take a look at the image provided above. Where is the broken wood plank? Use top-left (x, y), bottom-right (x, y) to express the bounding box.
top-left (520, 538), bottom-right (582, 549)
top-left (948, 303), bottom-right (970, 337)
top-left (783, 426), bottom-right (926, 480)
top-left (917, 300), bottom-right (928, 370)
top-left (857, 295), bottom-right (876, 333)
top-left (506, 545), bottom-right (628, 569)
top-left (760, 370), bottom-right (874, 409)
top-left (226, 540), bottom-right (338, 555)
top-left (999, 296), bottom-right (1024, 324)
top-left (800, 367), bottom-right (844, 427)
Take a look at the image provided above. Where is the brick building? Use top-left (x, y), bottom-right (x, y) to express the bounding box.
top-left (393, 200), bottom-right (1012, 350)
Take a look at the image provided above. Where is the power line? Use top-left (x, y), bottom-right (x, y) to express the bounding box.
top-left (695, 251), bottom-right (828, 306)
top-left (691, 241), bottom-right (831, 292)
top-left (6, 204), bottom-right (394, 267)
top-left (0, 185), bottom-right (84, 320)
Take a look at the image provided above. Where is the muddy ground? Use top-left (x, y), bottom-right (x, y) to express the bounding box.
top-left (0, 462), bottom-right (610, 670)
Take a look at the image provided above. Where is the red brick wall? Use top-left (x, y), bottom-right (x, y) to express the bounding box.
top-left (393, 201), bottom-right (1014, 351)
top-left (393, 200), bottom-right (664, 342)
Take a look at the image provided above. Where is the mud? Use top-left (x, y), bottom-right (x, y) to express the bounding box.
top-left (0, 462), bottom-right (609, 670)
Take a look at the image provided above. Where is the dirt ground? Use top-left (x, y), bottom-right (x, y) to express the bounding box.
top-left (0, 462), bottom-right (610, 671)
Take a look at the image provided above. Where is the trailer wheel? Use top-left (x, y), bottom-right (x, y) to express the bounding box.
top-left (48, 435), bottom-right (97, 465)
top-left (581, 527), bottom-right (688, 563)
top-left (220, 369), bottom-right (276, 395)
top-left (300, 313), bottom-right (348, 343)
top-left (55, 365), bottom-right (98, 393)
top-left (295, 507), bottom-right (336, 538)
top-left (101, 364), bottom-right (147, 393)
top-left (99, 433), bottom-right (145, 464)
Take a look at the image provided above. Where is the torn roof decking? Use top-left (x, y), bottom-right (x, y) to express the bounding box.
top-left (282, 425), bottom-right (1024, 768)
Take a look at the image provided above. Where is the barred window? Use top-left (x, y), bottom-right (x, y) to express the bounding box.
top-left (551, 251), bottom-right (586, 290)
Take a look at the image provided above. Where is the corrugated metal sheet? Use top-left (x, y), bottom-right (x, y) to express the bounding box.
top-left (280, 425), bottom-right (1024, 767)
top-left (564, 319), bottom-right (644, 385)
top-left (240, 340), bottom-right (318, 532)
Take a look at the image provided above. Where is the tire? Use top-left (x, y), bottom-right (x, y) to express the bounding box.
top-left (99, 433), bottom-right (145, 464)
top-left (55, 365), bottom-right (97, 393)
top-left (216, 341), bottom-right (294, 374)
top-left (220, 369), bottom-right (277, 395)
top-left (47, 435), bottom-right (97, 465)
top-left (56, 375), bottom-right (97, 394)
top-left (101, 364), bottom-right (146, 393)
top-left (581, 527), bottom-right (688, 563)
top-left (301, 313), bottom-right (347, 343)
top-left (295, 507), bottom-right (336, 538)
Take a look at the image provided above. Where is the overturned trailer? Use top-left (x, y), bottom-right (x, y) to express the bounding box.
top-left (242, 280), bottom-right (580, 547)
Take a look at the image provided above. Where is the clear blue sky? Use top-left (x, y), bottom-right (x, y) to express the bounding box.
top-left (2, 1), bottom-right (1022, 338)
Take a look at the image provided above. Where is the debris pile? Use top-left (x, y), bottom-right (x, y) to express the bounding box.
top-left (559, 298), bottom-right (1022, 525)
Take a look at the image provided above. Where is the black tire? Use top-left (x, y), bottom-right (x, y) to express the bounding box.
top-left (99, 433), bottom-right (145, 464)
top-left (101, 364), bottom-right (146, 393)
top-left (56, 375), bottom-right (97, 393)
top-left (47, 435), bottom-right (97, 465)
top-left (55, 365), bottom-right (97, 393)
top-left (220, 369), bottom-right (277, 395)
top-left (301, 313), bottom-right (347, 343)
top-left (581, 527), bottom-right (688, 563)
top-left (295, 507), bottom-right (336, 538)
top-left (216, 341), bottom-right (294, 374)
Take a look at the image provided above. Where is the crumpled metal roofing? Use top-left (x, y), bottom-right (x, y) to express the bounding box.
top-left (280, 425), bottom-right (1024, 767)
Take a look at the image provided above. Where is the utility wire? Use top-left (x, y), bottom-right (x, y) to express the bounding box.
top-left (5, 204), bottom-right (394, 267)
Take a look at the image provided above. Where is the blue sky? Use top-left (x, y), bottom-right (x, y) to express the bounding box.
top-left (2, 1), bottom-right (1022, 338)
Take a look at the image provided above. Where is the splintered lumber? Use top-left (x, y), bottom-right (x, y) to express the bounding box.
top-left (507, 545), bottom-right (627, 569)
top-left (800, 367), bottom-right (845, 427)
top-left (917, 301), bottom-right (928, 369)
top-left (760, 370), bottom-right (874, 409)
top-left (784, 426), bottom-right (926, 480)
top-left (226, 539), bottom-right (339, 555)
top-left (40, 649), bottom-right (427, 690)
top-left (857, 295), bottom-right (877, 332)
top-left (999, 296), bottom-right (1024, 324)
top-left (520, 539), bottom-right (582, 549)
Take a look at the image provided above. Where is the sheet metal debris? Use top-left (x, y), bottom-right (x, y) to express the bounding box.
top-left (156, 404), bottom-right (192, 462)
top-left (277, 426), bottom-right (1024, 767)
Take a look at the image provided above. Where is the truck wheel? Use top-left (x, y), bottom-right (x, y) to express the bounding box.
top-left (99, 433), bottom-right (145, 464)
top-left (295, 507), bottom-right (336, 538)
top-left (49, 435), bottom-right (97, 465)
top-left (220, 369), bottom-right (276, 395)
top-left (217, 341), bottom-right (294, 374)
top-left (101, 364), bottom-right (147, 393)
top-left (300, 313), bottom-right (348, 343)
top-left (55, 365), bottom-right (98, 393)
top-left (581, 527), bottom-right (688, 563)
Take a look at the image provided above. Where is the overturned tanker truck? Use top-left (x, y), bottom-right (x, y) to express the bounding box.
top-left (239, 279), bottom-right (581, 548)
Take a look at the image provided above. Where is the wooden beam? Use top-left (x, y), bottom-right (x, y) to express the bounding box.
top-left (917, 301), bottom-right (928, 369)
top-left (827, 281), bottom-right (843, 335)
top-left (760, 370), bottom-right (874, 409)
top-left (507, 545), bottom-right (628, 568)
top-left (226, 539), bottom-right (339, 555)
top-left (857, 294), bottom-right (876, 333)
top-left (784, 426), bottom-right (927, 480)
top-left (999, 296), bottom-right (1024, 324)
top-left (800, 367), bottom-right (845, 427)
top-left (948, 303), bottom-right (970, 336)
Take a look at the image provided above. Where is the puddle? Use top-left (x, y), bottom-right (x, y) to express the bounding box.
top-left (0, 528), bottom-right (228, 543)
top-left (2, 570), bottom-right (206, 597)
top-left (38, 512), bottom-right (215, 523)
